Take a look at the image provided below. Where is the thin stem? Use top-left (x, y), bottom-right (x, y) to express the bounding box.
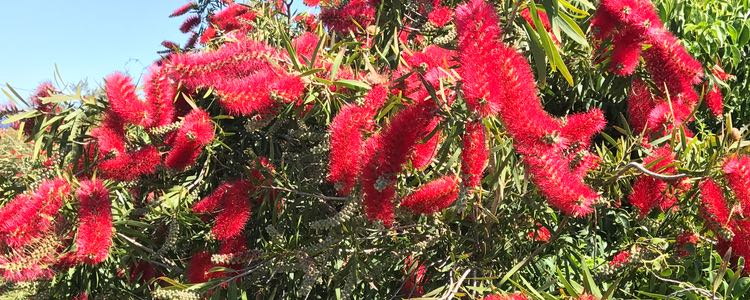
top-left (259, 185), bottom-right (349, 201)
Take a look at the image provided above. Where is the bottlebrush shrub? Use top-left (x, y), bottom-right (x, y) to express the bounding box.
top-left (2, 0), bottom-right (750, 298)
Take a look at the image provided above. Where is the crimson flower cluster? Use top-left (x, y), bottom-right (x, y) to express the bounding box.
top-left (627, 146), bottom-right (685, 217)
top-left (456, 0), bottom-right (605, 216)
top-left (698, 155), bottom-right (750, 271)
top-left (0, 179), bottom-right (113, 281)
top-left (591, 0), bottom-right (724, 135)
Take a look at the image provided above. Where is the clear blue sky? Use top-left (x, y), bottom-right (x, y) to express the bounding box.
top-left (0, 1), bottom-right (309, 105)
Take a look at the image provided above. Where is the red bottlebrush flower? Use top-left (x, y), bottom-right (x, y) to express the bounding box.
top-left (129, 261), bottom-right (158, 283)
top-left (303, 0), bottom-right (320, 6)
top-left (575, 294), bottom-right (599, 300)
top-left (170, 2), bottom-right (195, 17)
top-left (161, 40), bottom-right (180, 50)
top-left (400, 176), bottom-right (459, 215)
top-left (700, 179), bottom-right (733, 230)
top-left (91, 114), bottom-right (126, 155)
top-left (528, 223), bottom-right (551, 242)
top-left (483, 293), bottom-right (529, 300)
top-left (401, 256), bottom-right (427, 297)
top-left (705, 83), bottom-right (724, 117)
top-left (628, 146), bottom-right (679, 216)
top-left (295, 13), bottom-right (318, 31)
top-left (456, 0), bottom-right (603, 217)
top-left (608, 29), bottom-right (643, 75)
top-left (180, 15), bottom-right (201, 33)
top-left (410, 117), bottom-right (441, 169)
top-left (143, 64), bottom-right (177, 128)
top-left (165, 109), bottom-right (215, 170)
top-left (627, 79), bottom-right (658, 133)
top-left (104, 72), bottom-right (152, 127)
top-left (75, 180), bottom-right (112, 265)
top-left (199, 26), bottom-right (217, 44)
top-left (718, 220), bottom-right (750, 274)
top-left (193, 180), bottom-right (253, 241)
top-left (362, 85), bottom-right (388, 116)
top-left (213, 70), bottom-right (280, 116)
top-left (270, 74), bottom-right (305, 105)
top-left (0, 179), bottom-right (70, 248)
top-left (461, 121), bottom-right (488, 189)
top-left (629, 176), bottom-right (669, 217)
top-left (168, 39), bottom-right (280, 89)
top-left (360, 103), bottom-right (437, 226)
top-left (723, 155), bottom-right (750, 215)
top-left (187, 251), bottom-right (217, 283)
top-left (320, 0), bottom-right (377, 34)
top-left (30, 81), bottom-right (58, 112)
top-left (428, 6), bottom-right (454, 27)
top-left (561, 109), bottom-right (606, 148)
top-left (211, 180), bottom-right (252, 241)
top-left (292, 32), bottom-right (320, 63)
top-left (98, 146), bottom-right (161, 181)
top-left (328, 105), bottom-right (370, 195)
top-left (184, 32), bottom-right (199, 49)
top-left (593, 0), bottom-right (703, 111)
top-left (609, 250), bottom-right (631, 269)
top-left (193, 182), bottom-right (232, 214)
top-left (327, 86), bottom-right (387, 195)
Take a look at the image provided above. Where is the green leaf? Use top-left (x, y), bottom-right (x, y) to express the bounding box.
top-left (332, 80), bottom-right (371, 90)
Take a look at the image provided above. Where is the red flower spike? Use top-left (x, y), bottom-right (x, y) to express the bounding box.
top-left (327, 104), bottom-right (369, 195)
top-left (410, 125), bottom-right (441, 169)
top-left (170, 2), bottom-right (196, 17)
top-left (180, 15), bottom-right (201, 33)
top-left (362, 85), bottom-right (388, 116)
top-left (98, 146), bottom-right (161, 181)
top-left (528, 223), bottom-right (551, 242)
top-left (211, 180), bottom-right (253, 241)
top-left (213, 70), bottom-right (279, 116)
top-left (91, 114), bottom-right (126, 156)
top-left (303, 0), bottom-right (320, 6)
top-left (320, 0), bottom-right (377, 34)
top-left (705, 84), bottom-right (724, 117)
top-left (75, 180), bottom-right (113, 265)
top-left (609, 29), bottom-right (643, 76)
top-left (456, 0), bottom-right (603, 216)
top-left (626, 79), bottom-right (658, 133)
top-left (143, 65), bottom-right (177, 128)
top-left (483, 293), bottom-right (529, 300)
top-left (187, 251), bottom-right (217, 283)
top-left (104, 72), bottom-right (152, 127)
top-left (165, 109), bottom-right (215, 170)
top-left (193, 184), bottom-right (228, 215)
top-left (723, 155), bottom-right (750, 215)
top-left (400, 176), bottom-right (459, 215)
top-left (360, 103), bottom-right (437, 226)
top-left (292, 32), bottom-right (320, 63)
top-left (461, 121), bottom-right (488, 189)
top-left (0, 179), bottom-right (70, 248)
top-left (609, 250), bottom-right (631, 269)
top-left (168, 40), bottom-right (280, 90)
top-left (401, 256), bottom-right (427, 297)
top-left (428, 6), bottom-right (454, 27)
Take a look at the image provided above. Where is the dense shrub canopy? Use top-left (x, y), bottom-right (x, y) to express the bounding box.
top-left (1, 0), bottom-right (750, 299)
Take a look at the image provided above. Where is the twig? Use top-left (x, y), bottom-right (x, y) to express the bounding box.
top-left (440, 269), bottom-right (472, 300)
top-left (116, 232), bottom-right (183, 272)
top-left (259, 185), bottom-right (349, 201)
top-left (610, 162), bottom-right (689, 182)
top-left (503, 0), bottom-right (524, 35)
